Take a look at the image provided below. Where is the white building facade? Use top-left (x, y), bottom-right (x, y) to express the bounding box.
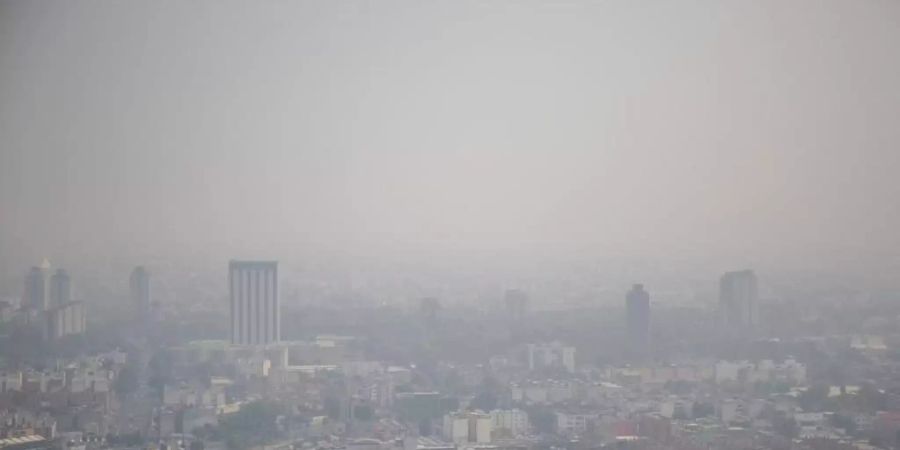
top-left (229, 260), bottom-right (280, 346)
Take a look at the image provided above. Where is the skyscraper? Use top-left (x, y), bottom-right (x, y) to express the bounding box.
top-left (24, 260), bottom-right (51, 311)
top-left (130, 266), bottom-right (152, 318)
top-left (719, 270), bottom-right (758, 329)
top-left (626, 284), bottom-right (651, 353)
top-left (229, 261), bottom-right (279, 346)
top-left (50, 269), bottom-right (71, 307)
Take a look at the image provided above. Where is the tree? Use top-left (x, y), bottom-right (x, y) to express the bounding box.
top-left (526, 407), bottom-right (556, 434)
top-left (830, 413), bottom-right (857, 436)
top-left (470, 391), bottom-right (498, 412)
top-left (692, 402), bottom-right (714, 419)
top-left (323, 395), bottom-right (342, 420)
top-left (114, 366), bottom-right (139, 396)
top-left (106, 432), bottom-right (144, 446)
top-left (798, 384), bottom-right (829, 412)
top-left (148, 349), bottom-right (174, 390)
top-left (858, 383), bottom-right (887, 413)
top-left (354, 404), bottom-right (374, 421)
top-left (418, 418), bottom-right (432, 436)
top-left (773, 415), bottom-right (797, 439)
top-left (192, 424), bottom-right (216, 441)
top-left (442, 369), bottom-right (464, 394)
top-left (218, 401), bottom-right (283, 450)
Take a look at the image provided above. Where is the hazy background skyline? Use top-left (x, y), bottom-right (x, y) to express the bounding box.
top-left (2, 0), bottom-right (900, 286)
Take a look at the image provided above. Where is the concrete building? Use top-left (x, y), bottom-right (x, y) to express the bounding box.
top-left (24, 260), bottom-right (51, 311)
top-left (49, 269), bottom-right (71, 308)
top-left (526, 342), bottom-right (576, 373)
top-left (0, 301), bottom-right (14, 322)
top-left (510, 380), bottom-right (576, 405)
top-left (489, 409), bottom-right (529, 437)
top-left (44, 301), bottom-right (87, 340)
top-left (555, 411), bottom-right (598, 435)
top-left (66, 367), bottom-right (111, 394)
top-left (442, 412), bottom-right (492, 444)
top-left (404, 436), bottom-right (455, 450)
top-left (714, 359), bottom-right (806, 385)
top-left (719, 270), bottom-right (758, 329)
top-left (395, 392), bottom-right (443, 422)
top-left (129, 266), bottom-right (151, 318)
top-left (0, 371), bottom-right (24, 393)
top-left (625, 284), bottom-right (651, 354)
top-left (659, 397), bottom-right (692, 419)
top-left (229, 260), bottom-right (280, 346)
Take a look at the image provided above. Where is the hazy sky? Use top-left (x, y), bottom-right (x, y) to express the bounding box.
top-left (1, 1), bottom-right (899, 277)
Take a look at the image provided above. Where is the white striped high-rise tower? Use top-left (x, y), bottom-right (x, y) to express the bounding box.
top-left (229, 260), bottom-right (280, 346)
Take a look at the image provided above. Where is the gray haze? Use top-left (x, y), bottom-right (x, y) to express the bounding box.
top-left (2, 1), bottom-right (900, 281)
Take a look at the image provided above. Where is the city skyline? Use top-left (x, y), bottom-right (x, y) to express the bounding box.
top-left (2, 0), bottom-right (900, 285)
top-left (1, 2), bottom-right (900, 449)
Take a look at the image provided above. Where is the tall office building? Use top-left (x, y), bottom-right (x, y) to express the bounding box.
top-left (24, 260), bottom-right (51, 311)
top-left (229, 261), bottom-right (279, 346)
top-left (130, 266), bottom-right (152, 317)
top-left (626, 284), bottom-right (651, 353)
top-left (50, 269), bottom-right (71, 307)
top-left (719, 270), bottom-right (758, 329)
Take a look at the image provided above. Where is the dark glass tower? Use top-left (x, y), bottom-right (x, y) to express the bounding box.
top-left (130, 266), bottom-right (152, 318)
top-left (50, 269), bottom-right (71, 307)
top-left (626, 283), bottom-right (651, 354)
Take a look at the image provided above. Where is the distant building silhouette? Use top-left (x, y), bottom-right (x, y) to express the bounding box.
top-left (130, 266), bottom-right (152, 318)
top-left (24, 259), bottom-right (51, 311)
top-left (504, 289), bottom-right (528, 322)
top-left (49, 269), bottom-right (71, 307)
top-left (21, 261), bottom-right (86, 339)
top-left (419, 297), bottom-right (441, 323)
top-left (719, 270), bottom-right (758, 329)
top-left (229, 260), bottom-right (279, 346)
top-left (625, 284), bottom-right (651, 354)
